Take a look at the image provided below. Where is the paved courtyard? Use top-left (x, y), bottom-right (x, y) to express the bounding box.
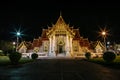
top-left (0, 59), bottom-right (120, 80)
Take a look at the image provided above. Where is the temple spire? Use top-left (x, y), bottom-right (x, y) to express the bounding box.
top-left (60, 11), bottom-right (62, 17)
top-left (56, 12), bottom-right (66, 25)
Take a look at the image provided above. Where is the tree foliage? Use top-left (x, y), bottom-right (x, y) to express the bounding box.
top-left (85, 52), bottom-right (91, 60)
top-left (103, 51), bottom-right (116, 63)
top-left (31, 53), bottom-right (38, 60)
top-left (8, 52), bottom-right (22, 65)
top-left (0, 40), bottom-right (13, 55)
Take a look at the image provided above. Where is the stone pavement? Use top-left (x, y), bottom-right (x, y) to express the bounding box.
top-left (0, 59), bottom-right (120, 80)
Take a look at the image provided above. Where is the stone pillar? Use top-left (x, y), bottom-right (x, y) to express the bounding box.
top-left (49, 36), bottom-right (55, 57)
top-left (51, 36), bottom-right (53, 52)
top-left (49, 37), bottom-right (52, 56)
top-left (52, 35), bottom-right (56, 56)
top-left (70, 37), bottom-right (73, 57)
top-left (66, 35), bottom-right (70, 57)
top-left (69, 37), bottom-right (71, 51)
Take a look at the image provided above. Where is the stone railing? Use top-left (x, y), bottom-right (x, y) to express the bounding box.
top-left (21, 52), bottom-right (47, 58)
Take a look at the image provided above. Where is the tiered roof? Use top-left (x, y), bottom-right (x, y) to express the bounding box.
top-left (90, 41), bottom-right (105, 50)
top-left (18, 15), bottom-right (90, 50)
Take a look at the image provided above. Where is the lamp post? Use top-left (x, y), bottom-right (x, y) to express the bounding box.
top-left (13, 42), bottom-right (16, 52)
top-left (102, 31), bottom-right (107, 52)
top-left (16, 32), bottom-right (21, 51)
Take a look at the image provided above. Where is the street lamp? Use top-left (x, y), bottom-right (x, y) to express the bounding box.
top-left (98, 27), bottom-right (109, 52)
top-left (16, 32), bottom-right (21, 51)
top-left (107, 41), bottom-right (110, 50)
top-left (13, 42), bottom-right (16, 52)
top-left (102, 31), bottom-right (107, 52)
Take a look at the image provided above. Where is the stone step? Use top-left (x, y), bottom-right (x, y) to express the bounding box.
top-left (57, 53), bottom-right (65, 56)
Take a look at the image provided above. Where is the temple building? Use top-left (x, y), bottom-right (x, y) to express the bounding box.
top-left (18, 15), bottom-right (91, 58)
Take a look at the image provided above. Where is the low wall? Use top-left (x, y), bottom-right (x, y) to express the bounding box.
top-left (22, 53), bottom-right (47, 58)
top-left (21, 52), bottom-right (103, 59)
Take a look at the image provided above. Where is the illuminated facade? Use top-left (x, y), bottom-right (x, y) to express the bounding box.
top-left (18, 15), bottom-right (90, 57)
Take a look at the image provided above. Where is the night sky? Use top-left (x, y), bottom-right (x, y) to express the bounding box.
top-left (0, 1), bottom-right (120, 43)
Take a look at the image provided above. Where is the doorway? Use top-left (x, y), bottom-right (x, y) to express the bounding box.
top-left (58, 45), bottom-right (63, 53)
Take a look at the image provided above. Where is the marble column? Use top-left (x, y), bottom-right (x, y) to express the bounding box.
top-left (49, 37), bottom-right (52, 56)
top-left (66, 35), bottom-right (70, 57)
top-left (70, 37), bottom-right (73, 56)
top-left (52, 35), bottom-right (56, 56)
top-left (50, 36), bottom-right (55, 57)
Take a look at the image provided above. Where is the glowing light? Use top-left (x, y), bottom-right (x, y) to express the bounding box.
top-left (13, 42), bottom-right (16, 45)
top-left (102, 31), bottom-right (106, 36)
top-left (10, 26), bottom-right (25, 51)
top-left (107, 41), bottom-right (110, 45)
top-left (17, 32), bottom-right (21, 36)
top-left (98, 27), bottom-right (110, 52)
top-left (10, 26), bottom-right (24, 39)
top-left (98, 27), bottom-right (109, 38)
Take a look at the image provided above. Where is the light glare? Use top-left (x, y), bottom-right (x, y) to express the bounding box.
top-left (17, 32), bottom-right (20, 36)
top-left (102, 31), bottom-right (106, 35)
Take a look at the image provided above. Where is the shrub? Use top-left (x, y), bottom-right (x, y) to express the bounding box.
top-left (0, 50), bottom-right (4, 56)
top-left (103, 51), bottom-right (116, 63)
top-left (8, 52), bottom-right (22, 65)
top-left (31, 53), bottom-right (38, 60)
top-left (85, 52), bottom-right (91, 60)
top-left (0, 53), bottom-right (4, 56)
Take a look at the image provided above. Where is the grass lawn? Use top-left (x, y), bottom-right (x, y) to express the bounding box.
top-left (0, 56), bottom-right (33, 66)
top-left (89, 56), bottom-right (120, 69)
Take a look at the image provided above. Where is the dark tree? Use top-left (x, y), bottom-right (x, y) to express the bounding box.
top-left (0, 40), bottom-right (13, 55)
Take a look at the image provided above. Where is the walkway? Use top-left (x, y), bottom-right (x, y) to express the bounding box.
top-left (0, 59), bottom-right (120, 80)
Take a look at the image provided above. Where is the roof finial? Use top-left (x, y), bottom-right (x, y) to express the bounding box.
top-left (60, 11), bottom-right (62, 17)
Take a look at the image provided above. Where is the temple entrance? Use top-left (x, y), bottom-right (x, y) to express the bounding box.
top-left (56, 40), bottom-right (65, 56)
top-left (58, 45), bottom-right (63, 53)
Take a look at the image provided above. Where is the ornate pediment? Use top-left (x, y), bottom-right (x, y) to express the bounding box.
top-left (55, 15), bottom-right (66, 25)
top-left (47, 15), bottom-right (75, 37)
